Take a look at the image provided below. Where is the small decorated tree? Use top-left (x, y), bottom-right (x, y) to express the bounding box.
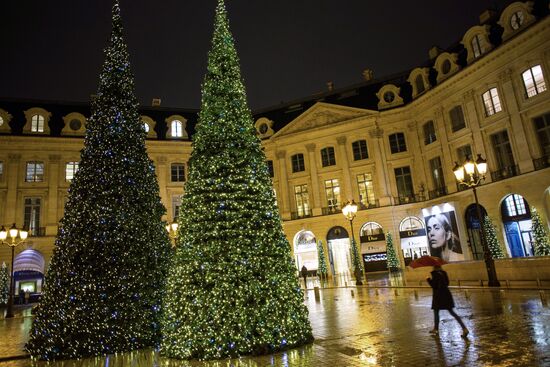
top-left (317, 240), bottom-right (329, 282)
top-left (531, 207), bottom-right (550, 256)
top-left (483, 216), bottom-right (505, 259)
top-left (0, 262), bottom-right (9, 305)
top-left (385, 232), bottom-right (400, 272)
top-left (350, 238), bottom-right (364, 281)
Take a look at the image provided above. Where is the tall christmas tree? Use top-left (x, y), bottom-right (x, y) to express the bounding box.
top-left (161, 0), bottom-right (313, 360)
top-left (0, 262), bottom-right (8, 305)
top-left (26, 1), bottom-right (171, 360)
top-left (350, 238), bottom-right (364, 280)
top-left (385, 232), bottom-right (400, 272)
top-left (482, 216), bottom-right (505, 259)
top-left (317, 240), bottom-right (328, 281)
top-left (531, 207), bottom-right (550, 256)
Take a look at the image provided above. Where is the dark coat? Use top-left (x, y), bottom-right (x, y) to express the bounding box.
top-left (428, 269), bottom-right (455, 310)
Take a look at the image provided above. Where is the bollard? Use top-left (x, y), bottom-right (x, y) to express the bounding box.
top-left (540, 290), bottom-right (547, 307)
top-left (351, 290), bottom-right (354, 298)
top-left (314, 286), bottom-right (321, 302)
top-left (464, 290), bottom-right (470, 300)
top-left (414, 290), bottom-right (418, 301)
top-left (394, 289), bottom-right (398, 297)
top-left (375, 289), bottom-right (379, 296)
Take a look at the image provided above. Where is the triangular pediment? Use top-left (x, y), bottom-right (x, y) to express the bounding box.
top-left (273, 102), bottom-right (375, 137)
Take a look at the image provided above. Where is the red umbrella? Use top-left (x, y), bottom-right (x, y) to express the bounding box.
top-left (409, 255), bottom-right (447, 269)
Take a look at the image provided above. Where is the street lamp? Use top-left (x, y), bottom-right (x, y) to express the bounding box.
top-left (453, 154), bottom-right (500, 287)
top-left (165, 220), bottom-right (179, 247)
top-left (0, 224), bottom-right (28, 318)
top-left (342, 200), bottom-right (363, 286)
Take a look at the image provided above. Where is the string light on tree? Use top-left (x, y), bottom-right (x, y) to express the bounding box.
top-left (1, 262), bottom-right (10, 306)
top-left (160, 0), bottom-right (312, 360)
top-left (482, 216), bottom-right (505, 259)
top-left (531, 207), bottom-right (550, 256)
top-left (385, 232), bottom-right (400, 272)
top-left (317, 240), bottom-right (329, 282)
top-left (26, 0), bottom-right (171, 360)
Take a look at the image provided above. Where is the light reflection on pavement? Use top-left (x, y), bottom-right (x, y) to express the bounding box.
top-left (1, 286), bottom-right (549, 366)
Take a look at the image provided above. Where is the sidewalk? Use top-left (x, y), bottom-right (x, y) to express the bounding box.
top-left (1, 287), bottom-right (549, 366)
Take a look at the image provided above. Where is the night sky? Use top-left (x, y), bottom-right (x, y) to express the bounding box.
top-left (1, 1), bottom-right (506, 111)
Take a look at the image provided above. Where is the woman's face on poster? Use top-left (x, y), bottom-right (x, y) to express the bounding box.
top-left (427, 216), bottom-right (450, 250)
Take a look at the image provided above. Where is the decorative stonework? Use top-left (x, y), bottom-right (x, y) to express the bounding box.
top-left (336, 136), bottom-right (347, 145)
top-left (24, 107), bottom-right (52, 134)
top-left (461, 25), bottom-right (493, 64)
top-left (62, 112), bottom-right (87, 136)
top-left (255, 117), bottom-right (275, 139)
top-left (165, 115), bottom-right (188, 139)
top-left (434, 52), bottom-right (460, 84)
top-left (0, 108), bottom-right (12, 132)
top-left (498, 1), bottom-right (536, 41)
top-left (369, 126), bottom-right (384, 139)
top-left (376, 84), bottom-right (404, 110)
top-left (157, 156), bottom-right (167, 164)
top-left (8, 153), bottom-right (21, 162)
top-left (305, 143), bottom-right (316, 152)
top-left (276, 150), bottom-right (286, 159)
top-left (141, 115), bottom-right (157, 138)
top-left (48, 155), bottom-right (61, 162)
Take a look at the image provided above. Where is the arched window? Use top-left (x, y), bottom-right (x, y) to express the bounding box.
top-left (171, 120), bottom-right (183, 138)
top-left (293, 230), bottom-right (319, 272)
top-left (31, 114), bottom-right (45, 132)
top-left (501, 194), bottom-right (533, 257)
top-left (360, 222), bottom-right (383, 236)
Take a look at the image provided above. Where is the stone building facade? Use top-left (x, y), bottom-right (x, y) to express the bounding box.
top-left (1, 1), bottom-right (549, 291)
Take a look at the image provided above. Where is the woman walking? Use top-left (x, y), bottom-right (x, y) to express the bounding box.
top-left (427, 265), bottom-right (469, 337)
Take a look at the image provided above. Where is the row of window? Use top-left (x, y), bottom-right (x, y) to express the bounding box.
top-left (0, 161), bottom-right (187, 183)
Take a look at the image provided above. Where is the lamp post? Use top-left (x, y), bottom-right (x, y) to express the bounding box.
top-left (165, 220), bottom-right (179, 248)
top-left (0, 224), bottom-right (28, 318)
top-left (453, 154), bottom-right (500, 287)
top-left (342, 200), bottom-right (363, 286)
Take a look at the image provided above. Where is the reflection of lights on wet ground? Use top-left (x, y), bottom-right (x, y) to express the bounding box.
top-left (359, 352), bottom-right (377, 364)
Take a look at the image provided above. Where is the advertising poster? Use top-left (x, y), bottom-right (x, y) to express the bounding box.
top-left (423, 208), bottom-right (464, 262)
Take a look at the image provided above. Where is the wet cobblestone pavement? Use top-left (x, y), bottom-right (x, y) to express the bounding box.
top-left (1, 286), bottom-right (549, 366)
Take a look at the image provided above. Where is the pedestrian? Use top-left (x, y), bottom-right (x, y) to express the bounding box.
top-left (18, 290), bottom-right (24, 305)
top-left (24, 289), bottom-right (30, 304)
top-left (301, 265), bottom-right (308, 288)
top-left (427, 265), bottom-right (469, 337)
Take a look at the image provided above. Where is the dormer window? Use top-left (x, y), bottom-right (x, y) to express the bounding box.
top-left (376, 84), bottom-right (403, 109)
top-left (383, 92), bottom-right (395, 103)
top-left (31, 114), bottom-right (45, 132)
top-left (171, 120), bottom-right (183, 138)
top-left (471, 34), bottom-right (486, 58)
top-left (441, 60), bottom-right (451, 75)
top-left (143, 121), bottom-right (150, 133)
top-left (415, 75), bottom-right (425, 94)
top-left (510, 11), bottom-right (524, 30)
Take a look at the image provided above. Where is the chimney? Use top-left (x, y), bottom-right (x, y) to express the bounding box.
top-left (479, 9), bottom-right (496, 24)
top-left (326, 81), bottom-right (334, 91)
top-left (362, 69), bottom-right (374, 82)
top-left (152, 98), bottom-right (161, 107)
top-left (428, 46), bottom-right (443, 60)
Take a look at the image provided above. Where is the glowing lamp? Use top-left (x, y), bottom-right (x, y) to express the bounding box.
top-left (19, 230), bottom-right (28, 240)
top-left (342, 200), bottom-right (358, 221)
top-left (475, 154), bottom-right (487, 176)
top-left (453, 162), bottom-right (464, 182)
top-left (0, 226), bottom-right (6, 241)
top-left (464, 157), bottom-right (475, 175)
top-left (9, 224), bottom-right (18, 239)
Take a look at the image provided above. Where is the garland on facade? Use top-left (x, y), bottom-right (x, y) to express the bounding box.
top-left (531, 207), bottom-right (550, 256)
top-left (26, 1), bottom-right (172, 360)
top-left (0, 262), bottom-right (8, 305)
top-left (483, 216), bottom-right (505, 259)
top-left (160, 0), bottom-right (313, 360)
top-left (385, 232), bottom-right (400, 272)
top-left (317, 240), bottom-right (329, 281)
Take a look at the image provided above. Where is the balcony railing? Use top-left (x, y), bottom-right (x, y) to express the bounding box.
top-left (290, 211), bottom-right (313, 220)
top-left (428, 187), bottom-right (448, 200)
top-left (490, 164), bottom-right (519, 182)
top-left (28, 227), bottom-right (46, 237)
top-left (533, 155), bottom-right (550, 171)
top-left (358, 200), bottom-right (380, 210)
top-left (394, 194), bottom-right (424, 205)
top-left (321, 206), bottom-right (340, 216)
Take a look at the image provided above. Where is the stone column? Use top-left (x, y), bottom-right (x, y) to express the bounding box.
top-left (369, 126), bottom-right (392, 206)
top-left (4, 154), bottom-right (20, 226)
top-left (336, 136), bottom-right (353, 202)
top-left (434, 107), bottom-right (458, 193)
top-left (306, 143), bottom-right (322, 216)
top-left (498, 68), bottom-right (534, 173)
top-left (46, 154), bottom-right (61, 236)
top-left (276, 150), bottom-right (291, 219)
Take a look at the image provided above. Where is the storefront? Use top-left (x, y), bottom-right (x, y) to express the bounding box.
top-left (326, 226), bottom-right (351, 277)
top-left (293, 230), bottom-right (319, 273)
top-left (399, 216), bottom-right (428, 266)
top-left (359, 222), bottom-right (387, 272)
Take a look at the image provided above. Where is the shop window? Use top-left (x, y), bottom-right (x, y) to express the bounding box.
top-left (65, 162), bottom-right (79, 182)
top-left (320, 147), bottom-right (336, 167)
top-left (171, 163), bottom-right (185, 182)
top-left (449, 105), bottom-right (466, 132)
top-left (482, 88), bottom-right (502, 116)
top-left (522, 65), bottom-right (547, 98)
top-left (352, 140), bottom-right (368, 160)
top-left (389, 133), bottom-right (407, 154)
top-left (25, 161), bottom-right (44, 182)
top-left (291, 154), bottom-right (305, 173)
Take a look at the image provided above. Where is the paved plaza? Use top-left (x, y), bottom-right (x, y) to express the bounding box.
top-left (1, 284), bottom-right (549, 367)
